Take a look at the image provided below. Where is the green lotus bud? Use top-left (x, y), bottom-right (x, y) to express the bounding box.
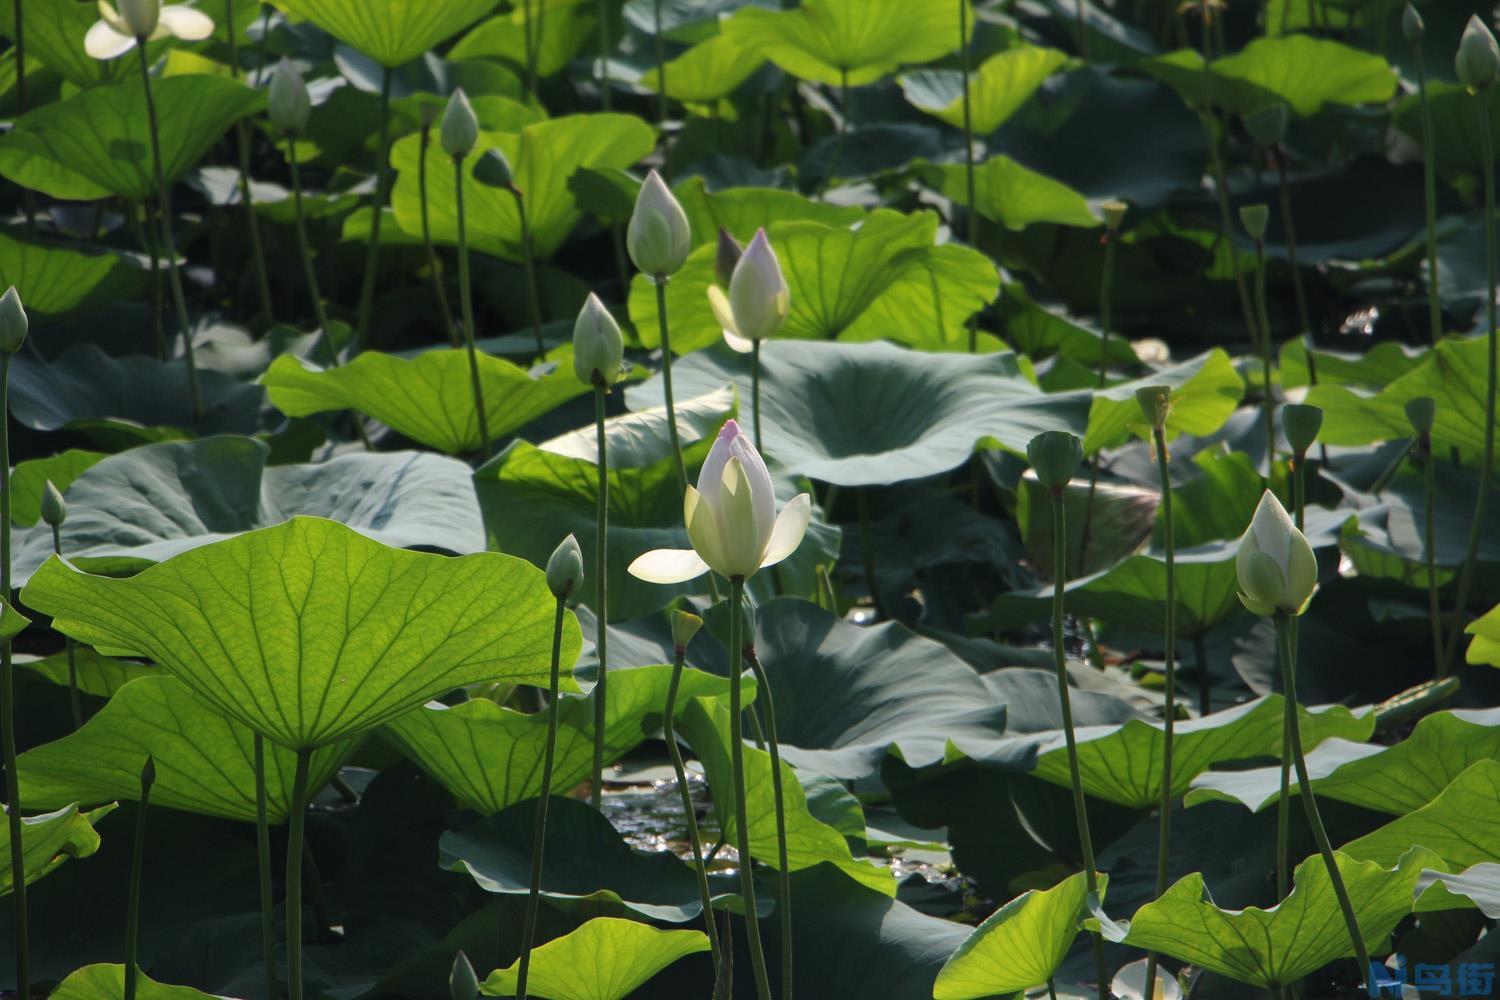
top-left (450, 951), bottom-right (478, 1000)
top-left (627, 169), bottom-right (691, 278)
top-left (1402, 4), bottom-right (1424, 42)
top-left (1101, 200), bottom-right (1128, 233)
top-left (472, 147), bottom-right (514, 190)
top-left (671, 610), bottom-right (704, 651)
top-left (1240, 204), bottom-right (1270, 242)
top-left (140, 754), bottom-right (156, 793)
top-left (1134, 385), bottom-right (1172, 429)
top-left (1243, 102), bottom-right (1289, 148)
top-left (715, 228), bottom-right (743, 288)
top-left (1281, 403), bottom-right (1323, 457)
top-left (440, 88), bottom-right (479, 159)
top-left (118, 0), bottom-right (161, 37)
top-left (1027, 431), bottom-right (1084, 491)
top-left (268, 58), bottom-right (311, 134)
top-left (0, 286), bottom-right (27, 354)
top-left (546, 534), bottom-right (585, 600)
top-left (40, 480), bottom-right (67, 528)
top-left (1236, 490), bottom-right (1318, 616)
top-left (1406, 396), bottom-right (1436, 436)
top-left (1457, 15), bottom-right (1499, 90)
top-left (572, 292), bottom-right (624, 386)
top-left (727, 229), bottom-right (790, 342)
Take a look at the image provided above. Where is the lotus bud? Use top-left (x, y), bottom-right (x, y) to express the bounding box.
top-left (440, 88), bottom-right (479, 159)
top-left (715, 228), bottom-right (743, 288)
top-left (728, 229), bottom-right (790, 342)
top-left (1027, 431), bottom-right (1084, 492)
top-left (0, 286), bottom-right (27, 354)
top-left (1101, 200), bottom-right (1128, 233)
top-left (1236, 490), bottom-right (1318, 616)
top-left (671, 610), bottom-right (704, 651)
top-left (1402, 3), bottom-right (1424, 42)
top-left (1457, 15), bottom-right (1499, 90)
top-left (40, 480), bottom-right (67, 528)
top-left (572, 292), bottom-right (624, 386)
top-left (118, 0), bottom-right (161, 37)
top-left (546, 534), bottom-right (585, 600)
top-left (1281, 403), bottom-right (1323, 457)
top-left (139, 754), bottom-right (156, 793)
top-left (627, 169), bottom-right (691, 277)
top-left (450, 951), bottom-right (479, 1000)
top-left (1406, 396), bottom-right (1436, 436)
top-left (1240, 204), bottom-right (1270, 242)
top-left (472, 147), bottom-right (514, 190)
top-left (268, 59), bottom-right (312, 135)
top-left (1135, 385), bottom-right (1172, 429)
top-left (1243, 102), bottom-right (1289, 148)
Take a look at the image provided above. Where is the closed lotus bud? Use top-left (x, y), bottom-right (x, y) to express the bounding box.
top-left (118, 0), bottom-right (161, 37)
top-left (1243, 102), bottom-right (1289, 147)
top-left (440, 88), bottom-right (479, 159)
top-left (1101, 200), bottom-right (1128, 233)
top-left (715, 228), bottom-right (743, 288)
top-left (1402, 4), bottom-right (1424, 42)
top-left (1240, 204), bottom-right (1270, 242)
top-left (1406, 396), bottom-right (1436, 436)
top-left (546, 534), bottom-right (585, 600)
top-left (671, 610), bottom-right (704, 651)
top-left (0, 286), bottom-right (27, 354)
top-left (268, 59), bottom-right (311, 134)
top-left (572, 292), bottom-right (624, 386)
top-left (450, 951), bottom-right (479, 1000)
top-left (1027, 431), bottom-right (1084, 492)
top-left (1281, 403), bottom-right (1323, 457)
top-left (627, 169), bottom-right (691, 277)
top-left (1236, 490), bottom-right (1318, 616)
top-left (472, 147), bottom-right (514, 190)
top-left (728, 229), bottom-right (790, 342)
top-left (140, 754), bottom-right (156, 793)
top-left (1135, 385), bottom-right (1172, 429)
top-left (1457, 15), bottom-right (1499, 90)
top-left (40, 480), bottom-right (67, 528)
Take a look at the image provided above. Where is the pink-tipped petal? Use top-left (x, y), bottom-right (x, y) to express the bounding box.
top-left (628, 548), bottom-right (710, 584)
top-left (760, 493), bottom-right (811, 568)
top-left (728, 431), bottom-right (776, 550)
top-left (696, 419), bottom-right (741, 507)
top-left (85, 19), bottom-right (137, 58)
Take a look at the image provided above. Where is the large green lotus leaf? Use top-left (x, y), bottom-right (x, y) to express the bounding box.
top-left (900, 46), bottom-right (1069, 134)
top-left (1102, 847), bottom-right (1441, 988)
top-left (1340, 464), bottom-right (1500, 589)
top-left (1016, 474), bottom-right (1157, 579)
top-left (537, 386), bottom-right (736, 469)
top-left (49, 964), bottom-right (219, 1000)
top-left (1279, 340), bottom-right (1429, 391)
top-left (19, 647), bottom-right (156, 700)
top-left (389, 114), bottom-right (655, 262)
top-left (261, 349), bottom-right (589, 455)
top-left (626, 340), bottom-right (1091, 486)
top-left (1393, 81), bottom-right (1500, 175)
top-left (1161, 451), bottom-right (1262, 549)
top-left (449, 1), bottom-right (598, 80)
top-left (481, 917), bottom-right (708, 999)
top-left (0, 232), bottom-right (143, 315)
top-left (1211, 36), bottom-right (1395, 115)
top-left (384, 665), bottom-right (740, 815)
top-left (474, 437), bottom-right (841, 621)
top-left (17, 675), bottom-right (352, 823)
top-left (0, 143), bottom-right (112, 201)
top-left (723, 0), bottom-right (961, 87)
top-left (996, 281), bottom-right (1139, 369)
top-left (9, 448), bottom-right (105, 528)
top-left (0, 803), bottom-right (113, 896)
top-left (933, 871), bottom-right (1099, 999)
top-left (740, 598), bottom-right (1008, 781)
top-left (9, 436), bottom-right (487, 585)
top-left (671, 179), bottom-right (868, 248)
top-left (2, 75), bottom-right (263, 202)
top-left (20, 516), bottom-right (578, 751)
top-left (0, 0), bottom-right (116, 88)
top-left (1470, 604), bottom-right (1500, 667)
top-left (1082, 349), bottom-right (1244, 453)
top-left (922, 156), bottom-right (1099, 230)
top-left (1342, 760), bottom-right (1500, 868)
top-left (640, 30), bottom-right (764, 102)
top-left (1187, 707), bottom-right (1500, 816)
top-left (677, 695), bottom-right (894, 895)
top-left (271, 0), bottom-right (498, 67)
top-left (837, 242), bottom-right (1002, 350)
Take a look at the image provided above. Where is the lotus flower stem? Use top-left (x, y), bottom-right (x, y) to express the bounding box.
top-left (47, 524), bottom-right (82, 729)
top-left (1249, 234), bottom-right (1277, 484)
top-left (1048, 486), bottom-right (1108, 1000)
top-left (354, 65), bottom-right (393, 354)
top-left (1201, 111), bottom-right (1260, 345)
top-left (509, 188), bottom-right (547, 359)
top-left (653, 0), bottom-right (667, 130)
top-left (596, 0), bottom-right (612, 109)
top-left (1076, 224), bottom-right (1121, 575)
top-left (751, 340), bottom-right (764, 451)
top-left (1415, 41), bottom-right (1442, 344)
top-left (1421, 434), bottom-right (1444, 675)
top-left (14, 0), bottom-right (34, 231)
top-left (285, 748), bottom-right (312, 1000)
top-left (590, 385), bottom-right (610, 810)
top-left (137, 41), bottom-right (204, 419)
top-left (254, 735), bottom-right (278, 1000)
top-left (420, 123), bottom-right (460, 347)
top-left (1445, 84), bottom-right (1497, 674)
top-left (745, 647), bottom-right (792, 1000)
top-left (654, 278), bottom-right (690, 497)
top-left (1275, 613), bottom-right (1372, 990)
top-left (127, 203), bottom-right (166, 360)
top-left (450, 157), bottom-right (495, 460)
top-left (225, 2), bottom-right (273, 323)
top-left (124, 759), bottom-right (154, 1000)
top-left (664, 643), bottom-right (723, 972)
top-left (1273, 152), bottom-right (1320, 391)
top-left (288, 140), bottom-right (340, 370)
top-left (728, 577), bottom-right (774, 1000)
top-left (515, 596), bottom-right (568, 1000)
top-left (521, 0), bottom-right (537, 98)
top-left (1193, 632), bottom-right (1210, 715)
top-left (1075, 0), bottom-right (1089, 60)
top-left (959, 0), bottom-right (977, 255)
top-left (857, 491), bottom-right (888, 621)
top-left (0, 352), bottom-right (27, 1000)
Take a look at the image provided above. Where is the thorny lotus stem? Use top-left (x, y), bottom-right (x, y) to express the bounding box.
top-left (254, 735), bottom-right (277, 1000)
top-left (1445, 85), bottom-right (1497, 675)
top-left (664, 643), bottom-right (723, 973)
top-left (1273, 149), bottom-right (1320, 389)
top-left (1076, 227), bottom-right (1119, 576)
top-left (49, 524), bottom-right (82, 729)
top-left (654, 276), bottom-right (690, 497)
top-left (1, 354), bottom-right (28, 1000)
top-left (510, 187), bottom-right (547, 359)
top-left (1421, 433), bottom-right (1445, 677)
top-left (1201, 111), bottom-right (1259, 345)
top-left (419, 124), bottom-right (460, 347)
top-left (1276, 613), bottom-right (1372, 991)
top-left (453, 156), bottom-right (493, 460)
top-left (1250, 235), bottom-right (1278, 485)
top-left (728, 577), bottom-right (774, 1000)
top-left (354, 66), bottom-right (393, 354)
top-left (226, 0), bottom-right (273, 324)
top-left (590, 383), bottom-right (610, 811)
top-left (1049, 487), bottom-right (1108, 1000)
top-left (124, 762), bottom-right (153, 1000)
top-left (515, 598), bottom-right (568, 1000)
top-left (285, 749), bottom-right (312, 1000)
top-left (1142, 424), bottom-right (1177, 1000)
top-left (746, 648), bottom-right (792, 1000)
top-left (138, 41), bottom-right (204, 419)
top-left (1415, 42), bottom-right (1442, 345)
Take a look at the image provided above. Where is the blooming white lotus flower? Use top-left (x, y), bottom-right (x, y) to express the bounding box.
top-left (85, 0), bottom-right (214, 60)
top-left (708, 228), bottom-right (790, 353)
top-left (628, 419), bottom-right (810, 583)
top-left (1236, 490), bottom-right (1318, 617)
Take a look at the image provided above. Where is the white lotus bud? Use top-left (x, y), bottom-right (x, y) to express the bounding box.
top-left (1457, 15), bottom-right (1499, 90)
top-left (572, 292), bottom-right (624, 386)
top-left (627, 170), bottom-right (691, 278)
top-left (268, 59), bottom-right (311, 134)
top-left (1236, 490), bottom-right (1318, 617)
top-left (440, 88), bottom-right (479, 159)
top-left (727, 228), bottom-right (790, 343)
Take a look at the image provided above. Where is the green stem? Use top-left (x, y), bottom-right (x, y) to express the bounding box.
top-left (1275, 152), bottom-right (1319, 388)
top-left (1049, 489), bottom-right (1108, 1000)
top-left (751, 340), bottom-right (764, 452)
top-left (453, 156), bottom-right (493, 460)
top-left (653, 0), bottom-right (667, 129)
top-left (226, 0), bottom-right (273, 325)
top-left (664, 644), bottom-right (722, 972)
top-left (124, 763), bottom-right (152, 1000)
top-left (1276, 703), bottom-right (1291, 899)
top-left (746, 649), bottom-right (791, 1000)
top-left (1445, 85), bottom-right (1498, 674)
top-left (254, 734), bottom-right (277, 1000)
top-left (50, 524), bottom-right (82, 729)
top-left (419, 125), bottom-right (460, 347)
top-left (130, 203), bottom-right (166, 361)
top-left (1252, 239), bottom-right (1277, 484)
top-left (960, 0), bottom-right (976, 254)
top-left (13, 0), bottom-right (28, 230)
top-left (727, 577), bottom-right (773, 1000)
top-left (1142, 424), bottom-right (1177, 1000)
top-left (596, 0), bottom-right (612, 110)
top-left (590, 384), bottom-right (609, 811)
top-left (1194, 631), bottom-right (1210, 716)
top-left (1423, 438), bottom-right (1445, 677)
top-left (818, 69), bottom-right (852, 198)
top-left (285, 748), bottom-right (312, 1000)
top-left (511, 188), bottom-right (547, 359)
top-left (515, 598), bottom-right (567, 1000)
top-left (857, 490), bottom-right (888, 621)
top-left (288, 140), bottom-right (337, 370)
top-left (521, 0), bottom-right (537, 99)
top-left (1075, 231), bottom-right (1119, 575)
top-left (1075, 0), bottom-right (1089, 60)
top-left (1276, 613), bottom-right (1371, 992)
top-left (0, 354), bottom-right (26, 1000)
top-left (1416, 47), bottom-right (1442, 344)
top-left (138, 41), bottom-right (203, 419)
top-left (1202, 110), bottom-right (1260, 346)
top-left (354, 66), bottom-right (392, 353)
top-left (654, 277), bottom-right (689, 497)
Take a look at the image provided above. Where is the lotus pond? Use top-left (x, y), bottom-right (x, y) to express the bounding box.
top-left (3, 0), bottom-right (1500, 998)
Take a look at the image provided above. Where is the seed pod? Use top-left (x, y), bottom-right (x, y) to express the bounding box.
top-left (40, 481), bottom-right (67, 529)
top-left (268, 59), bottom-right (312, 135)
top-left (1240, 204), bottom-right (1270, 242)
top-left (1281, 404), bottom-right (1324, 457)
top-left (1026, 431), bottom-right (1084, 491)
